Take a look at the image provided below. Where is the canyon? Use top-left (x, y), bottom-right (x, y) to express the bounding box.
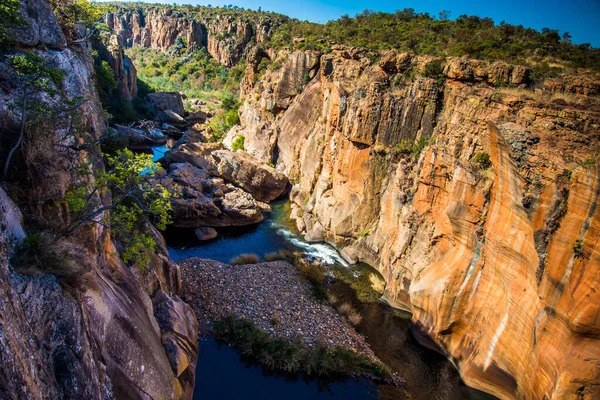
top-left (107, 6), bottom-right (600, 399)
top-left (0, 2), bottom-right (599, 400)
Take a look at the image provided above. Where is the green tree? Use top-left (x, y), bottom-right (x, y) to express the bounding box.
top-left (3, 53), bottom-right (66, 179)
top-left (64, 149), bottom-right (172, 268)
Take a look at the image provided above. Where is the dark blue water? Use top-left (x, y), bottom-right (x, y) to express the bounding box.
top-left (195, 339), bottom-right (381, 400)
top-left (165, 199), bottom-right (496, 400)
top-left (167, 200), bottom-right (347, 265)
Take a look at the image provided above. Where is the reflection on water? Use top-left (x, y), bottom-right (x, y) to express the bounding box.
top-left (165, 199), bottom-right (496, 400)
top-left (195, 339), bottom-right (381, 400)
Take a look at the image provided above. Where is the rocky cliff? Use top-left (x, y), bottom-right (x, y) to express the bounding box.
top-left (0, 1), bottom-right (197, 398)
top-left (105, 7), bottom-right (280, 66)
top-left (231, 47), bottom-right (600, 399)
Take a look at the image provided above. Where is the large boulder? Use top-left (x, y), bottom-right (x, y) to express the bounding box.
top-left (206, 150), bottom-right (289, 202)
top-left (152, 163), bottom-right (266, 228)
top-left (114, 124), bottom-right (168, 150)
top-left (146, 92), bottom-right (186, 124)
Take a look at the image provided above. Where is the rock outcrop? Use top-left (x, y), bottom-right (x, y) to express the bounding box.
top-left (154, 141), bottom-right (288, 227)
top-left (105, 7), bottom-right (282, 66)
top-left (92, 32), bottom-right (138, 101)
top-left (233, 47), bottom-right (600, 399)
top-left (152, 162), bottom-right (267, 228)
top-left (0, 1), bottom-right (198, 398)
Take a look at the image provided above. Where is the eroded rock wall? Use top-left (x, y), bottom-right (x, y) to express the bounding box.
top-left (106, 7), bottom-right (279, 66)
top-left (0, 1), bottom-right (198, 398)
top-left (234, 47), bottom-right (600, 399)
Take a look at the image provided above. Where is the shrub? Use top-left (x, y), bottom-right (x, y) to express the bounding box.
top-left (347, 310), bottom-right (363, 326)
top-left (11, 232), bottom-right (85, 278)
top-left (230, 253), bottom-right (259, 265)
top-left (472, 151), bottom-right (492, 169)
top-left (0, 0), bottom-right (22, 47)
top-left (423, 59), bottom-right (444, 79)
top-left (214, 314), bottom-right (390, 378)
top-left (263, 250), bottom-right (295, 262)
top-left (232, 135), bottom-right (245, 152)
top-left (573, 240), bottom-right (584, 258)
top-left (327, 293), bottom-right (338, 305)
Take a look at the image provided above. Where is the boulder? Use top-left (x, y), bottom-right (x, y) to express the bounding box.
top-left (146, 92), bottom-right (186, 124)
top-left (194, 226), bottom-right (218, 241)
top-left (152, 291), bottom-right (199, 377)
top-left (114, 124), bottom-right (168, 150)
top-left (151, 162), bottom-right (265, 228)
top-left (206, 150), bottom-right (289, 202)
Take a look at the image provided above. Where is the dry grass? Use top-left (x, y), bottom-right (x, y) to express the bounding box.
top-left (327, 293), bottom-right (338, 305)
top-left (347, 311), bottom-right (363, 326)
top-left (230, 253), bottom-right (259, 265)
top-left (263, 250), bottom-right (296, 262)
top-left (338, 303), bottom-right (354, 315)
top-left (11, 232), bottom-right (88, 280)
top-left (336, 302), bottom-right (363, 326)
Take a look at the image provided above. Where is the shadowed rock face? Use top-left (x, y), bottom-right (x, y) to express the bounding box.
top-left (233, 47), bottom-right (600, 399)
top-left (0, 1), bottom-right (198, 398)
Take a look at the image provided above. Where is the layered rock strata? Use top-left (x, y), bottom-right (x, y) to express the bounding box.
top-left (105, 7), bottom-right (281, 66)
top-left (232, 47), bottom-right (600, 399)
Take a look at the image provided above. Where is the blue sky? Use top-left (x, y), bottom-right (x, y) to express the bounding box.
top-left (103, 0), bottom-right (600, 46)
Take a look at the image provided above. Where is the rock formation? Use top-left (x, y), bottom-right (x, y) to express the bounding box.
top-left (105, 7), bottom-right (282, 66)
top-left (156, 142), bottom-right (288, 227)
top-left (232, 47), bottom-right (600, 399)
top-left (92, 32), bottom-right (138, 101)
top-left (0, 1), bottom-right (198, 398)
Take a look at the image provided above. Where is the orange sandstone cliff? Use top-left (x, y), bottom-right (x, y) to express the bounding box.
top-left (230, 48), bottom-right (600, 399)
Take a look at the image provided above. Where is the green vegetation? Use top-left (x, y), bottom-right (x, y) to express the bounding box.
top-left (3, 53), bottom-right (66, 180)
top-left (295, 258), bottom-right (327, 300)
top-left (472, 151), bottom-right (492, 169)
top-left (128, 46), bottom-right (245, 100)
top-left (64, 149), bottom-right (172, 268)
top-left (272, 9), bottom-right (600, 72)
top-left (208, 92), bottom-right (241, 141)
top-left (581, 157), bottom-right (597, 168)
top-left (49, 0), bottom-right (107, 39)
top-left (573, 239), bottom-right (584, 259)
top-left (11, 232), bottom-right (85, 278)
top-left (0, 0), bottom-right (22, 47)
top-left (231, 135), bottom-right (245, 152)
top-left (103, 3), bottom-right (600, 75)
top-left (392, 137), bottom-right (429, 159)
top-left (230, 253), bottom-right (260, 265)
top-left (214, 314), bottom-right (390, 378)
top-left (332, 263), bottom-right (386, 303)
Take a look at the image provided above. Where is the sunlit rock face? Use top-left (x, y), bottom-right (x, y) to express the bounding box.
top-left (234, 47), bottom-right (600, 399)
top-left (106, 8), bottom-right (278, 67)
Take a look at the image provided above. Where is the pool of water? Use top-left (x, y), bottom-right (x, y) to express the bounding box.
top-left (195, 339), bottom-right (381, 400)
top-left (164, 199), bottom-right (496, 400)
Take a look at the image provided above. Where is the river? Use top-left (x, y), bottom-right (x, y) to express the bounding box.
top-left (164, 199), bottom-right (495, 400)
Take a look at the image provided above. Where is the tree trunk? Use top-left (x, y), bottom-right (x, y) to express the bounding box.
top-left (2, 94), bottom-right (27, 180)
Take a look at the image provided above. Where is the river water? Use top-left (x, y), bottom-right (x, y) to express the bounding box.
top-left (165, 200), bottom-right (495, 400)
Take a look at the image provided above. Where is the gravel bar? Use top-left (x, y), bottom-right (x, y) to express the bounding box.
top-left (179, 257), bottom-right (377, 359)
